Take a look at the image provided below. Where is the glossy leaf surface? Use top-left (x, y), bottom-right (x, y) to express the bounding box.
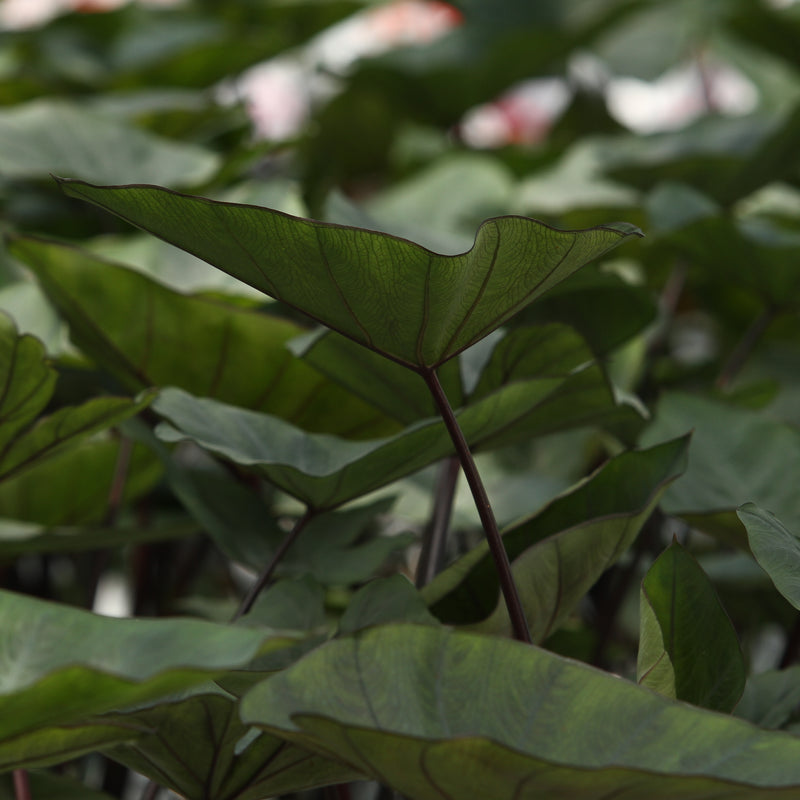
top-left (57, 178), bottom-right (641, 368)
top-left (638, 540), bottom-right (745, 712)
top-left (242, 624), bottom-right (800, 799)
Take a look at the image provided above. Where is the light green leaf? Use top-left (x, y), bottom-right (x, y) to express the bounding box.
top-left (641, 393), bottom-right (800, 537)
top-left (637, 540), bottom-right (745, 712)
top-left (241, 624), bottom-right (800, 799)
top-left (0, 393), bottom-right (154, 483)
top-left (0, 100), bottom-right (219, 186)
top-left (0, 437), bottom-right (160, 526)
top-left (57, 178), bottom-right (641, 369)
top-left (738, 503), bottom-right (800, 610)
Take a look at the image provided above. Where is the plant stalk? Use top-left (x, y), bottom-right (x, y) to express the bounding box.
top-left (13, 770), bottom-right (30, 800)
top-left (231, 508), bottom-right (315, 621)
top-left (415, 455), bottom-right (460, 588)
top-left (421, 368), bottom-right (531, 643)
top-left (716, 305), bottom-right (777, 390)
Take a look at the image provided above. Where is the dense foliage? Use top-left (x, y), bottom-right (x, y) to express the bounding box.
top-left (3, 1), bottom-right (800, 798)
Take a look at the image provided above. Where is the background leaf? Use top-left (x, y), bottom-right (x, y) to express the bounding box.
top-left (738, 503), bottom-right (800, 610)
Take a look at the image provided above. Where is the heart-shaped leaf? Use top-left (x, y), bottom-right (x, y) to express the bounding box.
top-left (57, 178), bottom-right (641, 369)
top-left (241, 624), bottom-right (800, 799)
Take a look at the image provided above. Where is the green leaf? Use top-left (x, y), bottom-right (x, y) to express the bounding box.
top-left (424, 435), bottom-right (689, 640)
top-left (0, 436), bottom-right (160, 526)
top-left (0, 771), bottom-right (116, 800)
top-left (10, 235), bottom-right (395, 438)
top-left (0, 312), bottom-right (56, 452)
top-left (287, 328), bottom-right (461, 426)
top-left (0, 590), bottom-right (289, 770)
top-left (151, 375), bottom-right (586, 510)
top-left (641, 393), bottom-right (800, 537)
top-left (338, 576), bottom-right (439, 635)
top-left (0, 518), bottom-right (196, 558)
top-left (57, 178), bottom-right (641, 369)
top-left (738, 503), bottom-right (800, 610)
top-left (637, 540), bottom-right (745, 712)
top-left (244, 576), bottom-right (327, 632)
top-left (0, 99), bottom-right (219, 186)
top-left (241, 624), bottom-right (800, 799)
top-left (736, 666), bottom-right (800, 730)
top-left (105, 691), bottom-right (361, 800)
top-left (0, 392), bottom-right (154, 483)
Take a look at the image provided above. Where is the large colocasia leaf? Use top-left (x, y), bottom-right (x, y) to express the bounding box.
top-left (56, 178), bottom-right (641, 370)
top-left (423, 435), bottom-right (689, 640)
top-left (9, 235), bottom-right (395, 439)
top-left (241, 624), bottom-right (800, 800)
top-left (0, 590), bottom-right (296, 771)
top-left (637, 539), bottom-right (745, 712)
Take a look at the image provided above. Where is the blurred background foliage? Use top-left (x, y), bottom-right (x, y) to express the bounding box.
top-left (4, 0), bottom-right (800, 795)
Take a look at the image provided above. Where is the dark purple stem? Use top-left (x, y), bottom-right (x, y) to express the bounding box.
top-left (231, 508), bottom-right (315, 621)
top-left (421, 368), bottom-right (531, 643)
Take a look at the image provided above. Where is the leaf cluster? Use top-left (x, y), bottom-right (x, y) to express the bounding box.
top-left (3, 1), bottom-right (800, 799)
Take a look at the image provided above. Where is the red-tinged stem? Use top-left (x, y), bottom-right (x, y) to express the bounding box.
top-left (421, 368), bottom-right (531, 643)
top-left (13, 771), bottom-right (31, 800)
